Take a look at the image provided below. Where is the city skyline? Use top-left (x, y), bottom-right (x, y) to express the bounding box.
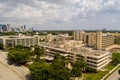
top-left (0, 0), bottom-right (120, 30)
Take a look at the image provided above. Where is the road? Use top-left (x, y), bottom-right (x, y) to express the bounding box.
top-left (106, 68), bottom-right (120, 80)
top-left (0, 61), bottom-right (23, 80)
top-left (0, 51), bottom-right (30, 80)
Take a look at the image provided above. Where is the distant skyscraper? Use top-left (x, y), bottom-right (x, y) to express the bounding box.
top-left (0, 24), bottom-right (3, 31)
top-left (19, 25), bottom-right (26, 32)
top-left (24, 25), bottom-right (26, 30)
top-left (16, 28), bottom-right (20, 33)
top-left (32, 27), bottom-right (33, 31)
top-left (0, 24), bottom-right (11, 32)
top-left (3, 25), bottom-right (7, 31)
top-left (28, 27), bottom-right (33, 32)
top-left (6, 24), bottom-right (10, 31)
top-left (20, 25), bottom-right (24, 32)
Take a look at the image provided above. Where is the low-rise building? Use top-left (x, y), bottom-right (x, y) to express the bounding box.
top-left (45, 33), bottom-right (73, 42)
top-left (41, 40), bottom-right (111, 70)
top-left (0, 34), bottom-right (39, 48)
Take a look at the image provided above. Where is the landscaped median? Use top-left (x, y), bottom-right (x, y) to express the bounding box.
top-left (101, 64), bottom-right (120, 80)
top-left (84, 64), bottom-right (116, 80)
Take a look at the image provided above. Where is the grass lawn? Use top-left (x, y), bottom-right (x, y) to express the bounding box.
top-left (84, 64), bottom-right (116, 80)
top-left (84, 71), bottom-right (108, 80)
top-left (104, 64), bottom-right (115, 70)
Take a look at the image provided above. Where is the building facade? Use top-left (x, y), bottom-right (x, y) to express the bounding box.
top-left (41, 40), bottom-right (111, 70)
top-left (0, 34), bottom-right (39, 48)
top-left (74, 31), bottom-right (115, 50)
top-left (0, 24), bottom-right (10, 32)
top-left (114, 32), bottom-right (120, 44)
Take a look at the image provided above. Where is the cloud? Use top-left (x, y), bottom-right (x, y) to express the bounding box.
top-left (0, 0), bottom-right (120, 30)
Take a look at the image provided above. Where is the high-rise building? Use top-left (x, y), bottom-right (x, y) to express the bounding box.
top-left (74, 30), bottom-right (85, 41)
top-left (74, 31), bottom-right (115, 50)
top-left (0, 24), bottom-right (3, 31)
top-left (96, 32), bottom-right (114, 50)
top-left (0, 24), bottom-right (11, 32)
top-left (28, 27), bottom-right (33, 32)
top-left (20, 25), bottom-right (26, 32)
top-left (6, 24), bottom-right (10, 31)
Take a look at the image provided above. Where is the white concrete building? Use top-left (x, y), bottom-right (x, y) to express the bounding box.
top-left (0, 34), bottom-right (39, 48)
top-left (74, 31), bottom-right (115, 50)
top-left (42, 40), bottom-right (111, 70)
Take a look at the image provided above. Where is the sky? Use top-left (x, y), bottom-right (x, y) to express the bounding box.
top-left (0, 0), bottom-right (120, 30)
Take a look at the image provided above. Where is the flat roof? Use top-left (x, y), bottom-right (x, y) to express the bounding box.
top-left (0, 36), bottom-right (34, 39)
top-left (42, 40), bottom-right (110, 58)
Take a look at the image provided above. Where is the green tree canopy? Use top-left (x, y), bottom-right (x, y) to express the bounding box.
top-left (71, 61), bottom-right (82, 77)
top-left (49, 60), bottom-right (71, 80)
top-left (7, 45), bottom-right (32, 65)
top-left (118, 69), bottom-right (120, 74)
top-left (112, 52), bottom-right (120, 65)
top-left (71, 66), bottom-right (82, 77)
top-left (0, 43), bottom-right (3, 49)
top-left (53, 53), bottom-right (68, 66)
top-left (29, 57), bottom-right (71, 80)
top-left (29, 62), bottom-right (50, 80)
top-left (8, 50), bottom-right (30, 64)
top-left (34, 47), bottom-right (44, 57)
top-left (71, 60), bottom-right (86, 77)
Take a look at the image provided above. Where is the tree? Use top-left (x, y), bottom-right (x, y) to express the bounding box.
top-left (71, 67), bottom-right (82, 77)
top-left (29, 58), bottom-right (71, 80)
top-left (29, 52), bottom-right (75, 80)
top-left (79, 61), bottom-right (87, 72)
top-left (14, 45), bottom-right (31, 51)
top-left (7, 45), bottom-right (32, 65)
top-left (118, 69), bottom-right (120, 74)
top-left (14, 45), bottom-right (24, 49)
top-left (53, 53), bottom-right (68, 66)
top-left (0, 43), bottom-right (3, 49)
top-left (34, 47), bottom-right (44, 57)
top-left (71, 61), bottom-right (82, 77)
top-left (50, 60), bottom-right (71, 80)
top-left (29, 62), bottom-right (50, 80)
top-left (112, 52), bottom-right (120, 65)
top-left (71, 60), bottom-right (87, 79)
top-left (8, 50), bottom-right (30, 65)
